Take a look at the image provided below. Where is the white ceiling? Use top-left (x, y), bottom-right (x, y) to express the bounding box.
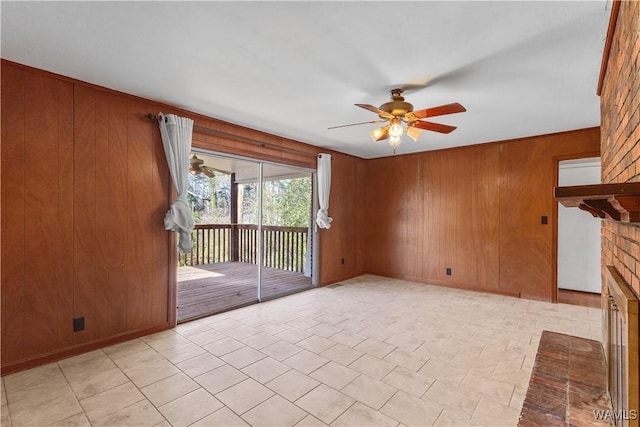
top-left (1, 1), bottom-right (610, 159)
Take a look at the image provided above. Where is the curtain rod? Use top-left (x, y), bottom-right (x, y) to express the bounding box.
top-left (144, 113), bottom-right (319, 159)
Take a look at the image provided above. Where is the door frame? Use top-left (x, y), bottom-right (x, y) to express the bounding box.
top-left (173, 148), bottom-right (317, 319)
top-left (551, 150), bottom-right (600, 303)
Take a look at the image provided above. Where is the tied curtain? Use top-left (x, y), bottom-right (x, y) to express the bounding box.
top-left (158, 113), bottom-right (195, 252)
top-left (316, 153), bottom-right (332, 229)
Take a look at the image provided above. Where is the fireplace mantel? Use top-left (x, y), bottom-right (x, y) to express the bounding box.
top-left (555, 182), bottom-right (640, 223)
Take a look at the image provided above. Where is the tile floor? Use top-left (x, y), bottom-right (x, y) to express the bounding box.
top-left (1, 275), bottom-right (603, 427)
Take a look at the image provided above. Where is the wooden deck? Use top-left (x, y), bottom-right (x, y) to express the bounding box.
top-left (177, 262), bottom-right (313, 322)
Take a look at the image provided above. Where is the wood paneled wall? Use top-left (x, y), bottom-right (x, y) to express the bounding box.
top-left (2, 64), bottom-right (75, 362)
top-left (1, 64), bottom-right (174, 372)
top-left (498, 130), bottom-right (600, 299)
top-left (72, 86), bottom-right (173, 339)
top-left (364, 128), bottom-right (600, 301)
top-left (317, 154), bottom-right (367, 285)
top-left (366, 145), bottom-right (501, 286)
top-left (1, 61), bottom-right (366, 373)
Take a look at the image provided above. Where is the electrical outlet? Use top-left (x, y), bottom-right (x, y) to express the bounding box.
top-left (73, 317), bottom-right (85, 332)
top-left (446, 268), bottom-right (452, 276)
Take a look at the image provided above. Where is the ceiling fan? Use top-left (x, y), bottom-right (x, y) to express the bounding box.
top-left (329, 88), bottom-right (466, 153)
top-left (189, 154), bottom-right (215, 178)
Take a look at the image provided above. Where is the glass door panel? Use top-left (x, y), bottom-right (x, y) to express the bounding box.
top-left (176, 154), bottom-right (259, 321)
top-left (259, 163), bottom-right (314, 301)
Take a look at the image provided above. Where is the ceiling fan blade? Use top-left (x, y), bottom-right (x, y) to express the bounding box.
top-left (410, 120), bottom-right (457, 134)
top-left (355, 104), bottom-right (395, 120)
top-left (202, 167), bottom-right (215, 178)
top-left (409, 103), bottom-right (466, 120)
top-left (328, 119), bottom-right (387, 130)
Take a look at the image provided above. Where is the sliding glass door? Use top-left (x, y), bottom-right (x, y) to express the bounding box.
top-left (176, 152), bottom-right (315, 322)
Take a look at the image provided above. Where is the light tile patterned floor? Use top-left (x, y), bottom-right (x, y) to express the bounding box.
top-left (1, 275), bottom-right (602, 427)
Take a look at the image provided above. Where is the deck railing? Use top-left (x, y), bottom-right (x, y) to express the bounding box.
top-left (179, 224), bottom-right (232, 266)
top-left (179, 224), bottom-right (309, 273)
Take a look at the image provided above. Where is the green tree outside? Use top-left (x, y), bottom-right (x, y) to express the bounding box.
top-left (188, 173), bottom-right (312, 227)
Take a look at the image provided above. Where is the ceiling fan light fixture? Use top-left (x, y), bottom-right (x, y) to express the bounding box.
top-left (370, 126), bottom-right (389, 142)
top-left (389, 122), bottom-right (403, 139)
top-left (406, 126), bottom-right (422, 142)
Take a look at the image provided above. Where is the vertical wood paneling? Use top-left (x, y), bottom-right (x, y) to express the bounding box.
top-left (366, 145), bottom-right (502, 290)
top-left (1, 64), bottom-right (26, 363)
top-left (23, 72), bottom-right (59, 355)
top-left (421, 152), bottom-right (441, 281)
top-left (364, 156), bottom-right (396, 278)
top-left (126, 100), bottom-right (156, 329)
top-left (442, 151), bottom-right (457, 283)
top-left (56, 79), bottom-right (75, 349)
top-left (455, 145), bottom-right (500, 287)
top-left (1, 67), bottom-right (75, 360)
top-left (355, 159), bottom-right (367, 276)
top-left (392, 155), bottom-right (423, 279)
top-left (73, 85), bottom-right (97, 343)
top-left (150, 102), bottom-right (171, 323)
top-left (126, 101), bottom-right (149, 330)
top-left (94, 90), bottom-right (112, 338)
top-left (363, 158), bottom-right (385, 275)
top-left (318, 154), bottom-right (367, 284)
top-left (443, 145), bottom-right (498, 287)
top-left (23, 73), bottom-right (61, 355)
top-left (319, 155), bottom-right (348, 281)
top-left (498, 141), bottom-right (553, 299)
top-left (108, 95), bottom-right (130, 334)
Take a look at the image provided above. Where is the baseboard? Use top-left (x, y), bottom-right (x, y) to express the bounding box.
top-left (1, 322), bottom-right (172, 376)
top-left (413, 277), bottom-right (521, 298)
top-left (319, 271), bottom-right (365, 287)
top-left (364, 272), bottom-right (522, 298)
top-left (558, 288), bottom-right (601, 308)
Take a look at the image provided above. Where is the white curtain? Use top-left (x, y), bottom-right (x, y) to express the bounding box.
top-left (158, 113), bottom-right (195, 252)
top-left (316, 153), bottom-right (332, 229)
